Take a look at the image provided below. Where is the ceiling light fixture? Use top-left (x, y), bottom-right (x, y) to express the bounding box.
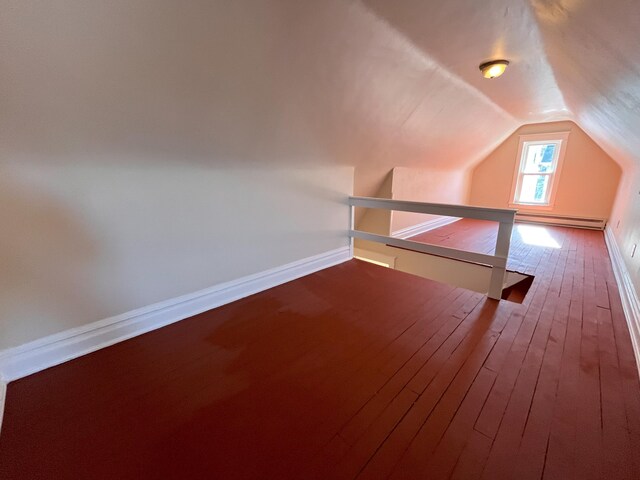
top-left (479, 59), bottom-right (509, 79)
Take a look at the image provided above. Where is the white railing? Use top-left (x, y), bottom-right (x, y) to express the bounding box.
top-left (348, 197), bottom-right (517, 300)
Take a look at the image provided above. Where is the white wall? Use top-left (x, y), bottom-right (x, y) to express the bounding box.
top-left (0, 0), bottom-right (526, 351)
top-left (0, 162), bottom-right (352, 350)
top-left (390, 167), bottom-right (471, 234)
top-left (610, 168), bottom-right (640, 297)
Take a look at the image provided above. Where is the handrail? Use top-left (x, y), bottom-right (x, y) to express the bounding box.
top-left (349, 196), bottom-right (517, 223)
top-left (348, 196), bottom-right (516, 300)
top-left (351, 231), bottom-right (507, 268)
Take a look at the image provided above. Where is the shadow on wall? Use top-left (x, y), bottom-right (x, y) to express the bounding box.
top-left (1, 0), bottom-right (517, 201)
top-left (0, 161), bottom-right (354, 352)
top-left (0, 173), bottom-right (103, 350)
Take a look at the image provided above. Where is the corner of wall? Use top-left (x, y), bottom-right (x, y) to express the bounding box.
top-left (356, 170), bottom-right (393, 235)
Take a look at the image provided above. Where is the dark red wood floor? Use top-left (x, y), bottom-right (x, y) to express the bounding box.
top-left (1, 222), bottom-right (639, 479)
top-left (409, 218), bottom-right (569, 274)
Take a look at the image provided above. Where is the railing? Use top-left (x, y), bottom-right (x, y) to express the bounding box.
top-left (348, 197), bottom-right (517, 300)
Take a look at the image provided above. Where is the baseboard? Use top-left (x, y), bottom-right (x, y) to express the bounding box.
top-left (0, 246), bottom-right (352, 383)
top-left (516, 212), bottom-right (606, 230)
top-left (604, 227), bottom-right (640, 375)
top-left (391, 216), bottom-right (459, 240)
top-left (0, 381), bottom-right (6, 435)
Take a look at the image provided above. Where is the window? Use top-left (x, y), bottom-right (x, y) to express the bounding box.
top-left (510, 132), bottom-right (569, 207)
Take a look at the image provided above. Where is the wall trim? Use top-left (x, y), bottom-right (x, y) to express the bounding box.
top-left (0, 381), bottom-right (6, 435)
top-left (0, 246), bottom-right (351, 383)
top-left (604, 227), bottom-right (640, 375)
top-left (516, 212), bottom-right (606, 230)
top-left (391, 216), bottom-right (459, 240)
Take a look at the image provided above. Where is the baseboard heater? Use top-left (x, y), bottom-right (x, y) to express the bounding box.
top-left (515, 212), bottom-right (606, 230)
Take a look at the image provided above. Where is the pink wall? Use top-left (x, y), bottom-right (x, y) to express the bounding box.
top-left (469, 121), bottom-right (621, 219)
top-left (390, 167), bottom-right (470, 233)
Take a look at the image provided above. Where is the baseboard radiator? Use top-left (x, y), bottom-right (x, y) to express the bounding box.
top-left (515, 212), bottom-right (606, 230)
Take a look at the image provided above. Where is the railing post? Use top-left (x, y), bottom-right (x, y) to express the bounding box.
top-left (348, 196), bottom-right (516, 300)
top-left (488, 220), bottom-right (514, 300)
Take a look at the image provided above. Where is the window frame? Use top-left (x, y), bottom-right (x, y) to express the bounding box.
top-left (509, 131), bottom-right (570, 210)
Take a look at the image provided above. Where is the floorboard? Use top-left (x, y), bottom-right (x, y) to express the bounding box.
top-left (1, 220), bottom-right (639, 480)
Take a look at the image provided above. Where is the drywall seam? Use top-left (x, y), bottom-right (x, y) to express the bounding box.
top-left (0, 246), bottom-right (351, 382)
top-left (605, 227), bottom-right (640, 376)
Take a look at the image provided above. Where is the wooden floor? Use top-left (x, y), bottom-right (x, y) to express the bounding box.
top-left (409, 218), bottom-right (569, 274)
top-left (1, 222), bottom-right (640, 479)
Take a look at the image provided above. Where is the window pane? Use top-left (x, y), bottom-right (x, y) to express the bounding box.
top-left (523, 143), bottom-right (556, 173)
top-left (519, 174), bottom-right (549, 204)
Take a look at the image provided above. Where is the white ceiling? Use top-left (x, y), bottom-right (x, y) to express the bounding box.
top-left (1, 0), bottom-right (638, 198)
top-left (364, 0), bottom-right (640, 169)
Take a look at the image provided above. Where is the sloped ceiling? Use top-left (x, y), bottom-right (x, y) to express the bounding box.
top-left (1, 0), bottom-right (638, 198)
top-left (0, 0), bottom-right (520, 200)
top-left (532, 0), bottom-right (640, 170)
top-left (364, 0), bottom-right (640, 170)
top-left (364, 0), bottom-right (569, 122)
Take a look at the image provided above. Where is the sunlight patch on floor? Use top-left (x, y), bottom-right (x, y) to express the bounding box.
top-left (515, 224), bottom-right (561, 248)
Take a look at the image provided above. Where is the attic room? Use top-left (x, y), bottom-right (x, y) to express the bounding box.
top-left (0, 1), bottom-right (639, 479)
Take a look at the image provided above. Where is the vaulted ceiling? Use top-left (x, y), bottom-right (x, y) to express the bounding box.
top-left (364, 0), bottom-right (640, 170)
top-left (1, 0), bottom-right (638, 198)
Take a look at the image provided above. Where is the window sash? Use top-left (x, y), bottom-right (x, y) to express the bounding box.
top-left (513, 140), bottom-right (564, 206)
top-left (516, 172), bottom-right (554, 205)
top-left (519, 141), bottom-right (561, 175)
top-left (509, 132), bottom-right (569, 208)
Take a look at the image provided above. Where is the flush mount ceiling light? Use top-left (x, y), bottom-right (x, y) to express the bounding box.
top-left (479, 59), bottom-right (509, 79)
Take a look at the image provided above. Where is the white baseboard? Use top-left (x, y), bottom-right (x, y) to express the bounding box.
top-left (0, 381), bottom-right (6, 435)
top-left (391, 216), bottom-right (459, 240)
top-left (0, 246), bottom-right (351, 383)
top-left (516, 212), bottom-right (606, 230)
top-left (604, 227), bottom-right (640, 375)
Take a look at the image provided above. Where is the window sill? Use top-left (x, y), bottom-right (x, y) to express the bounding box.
top-left (509, 202), bottom-right (554, 211)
